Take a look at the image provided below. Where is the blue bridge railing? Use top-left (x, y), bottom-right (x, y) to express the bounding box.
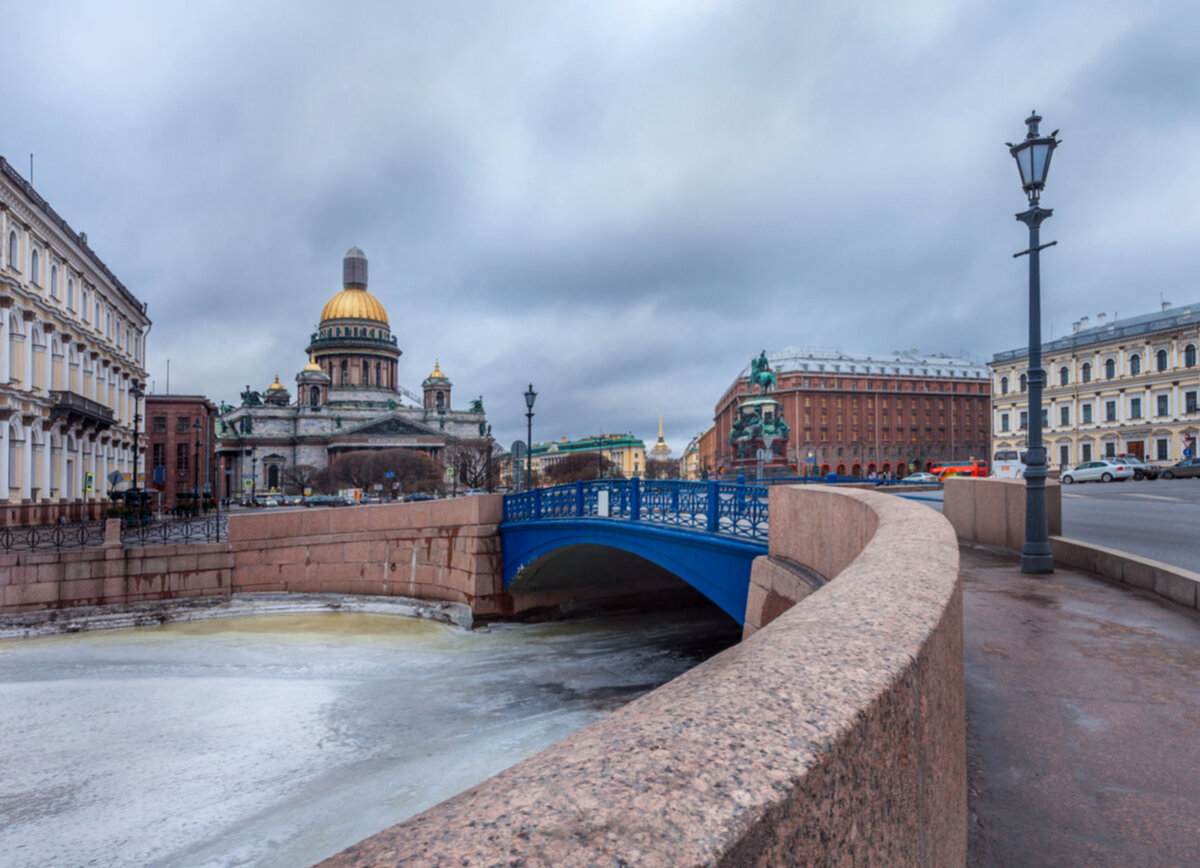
top-left (503, 478), bottom-right (769, 542)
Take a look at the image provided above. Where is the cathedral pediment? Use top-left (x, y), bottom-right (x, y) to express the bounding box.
top-left (341, 413), bottom-right (439, 437)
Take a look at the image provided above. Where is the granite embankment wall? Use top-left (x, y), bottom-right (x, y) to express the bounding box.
top-left (320, 485), bottom-right (967, 867)
top-left (0, 498), bottom-right (506, 616)
top-left (944, 475), bottom-right (1200, 611)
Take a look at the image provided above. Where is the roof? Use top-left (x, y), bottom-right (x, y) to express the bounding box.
top-left (736, 346), bottom-right (987, 381)
top-left (992, 303), bottom-right (1200, 364)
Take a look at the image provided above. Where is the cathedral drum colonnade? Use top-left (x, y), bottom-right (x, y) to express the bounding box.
top-left (214, 248), bottom-right (487, 497)
top-left (0, 157), bottom-right (150, 526)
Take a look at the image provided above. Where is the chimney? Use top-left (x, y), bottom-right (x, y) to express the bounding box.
top-left (1162, 300), bottom-right (1172, 311)
top-left (1072, 321), bottom-right (1081, 334)
top-left (1097, 313), bottom-right (1107, 327)
top-left (1079, 315), bottom-right (1089, 330)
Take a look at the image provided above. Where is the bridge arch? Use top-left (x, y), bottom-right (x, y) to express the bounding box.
top-left (501, 519), bottom-right (766, 624)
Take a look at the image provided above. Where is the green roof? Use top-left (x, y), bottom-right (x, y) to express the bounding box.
top-left (531, 433), bottom-right (645, 456)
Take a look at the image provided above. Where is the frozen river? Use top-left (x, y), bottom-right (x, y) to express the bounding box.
top-left (0, 607), bottom-right (738, 867)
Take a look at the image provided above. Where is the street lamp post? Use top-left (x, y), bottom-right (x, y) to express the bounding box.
top-left (251, 450), bottom-right (258, 504)
top-left (1008, 110), bottom-right (1061, 574)
top-left (524, 384), bottom-right (537, 491)
top-left (130, 380), bottom-right (144, 491)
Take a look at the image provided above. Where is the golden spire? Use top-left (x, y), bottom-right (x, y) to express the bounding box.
top-left (303, 353), bottom-right (321, 372)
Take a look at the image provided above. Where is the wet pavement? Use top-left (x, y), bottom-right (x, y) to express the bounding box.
top-left (962, 543), bottom-right (1200, 867)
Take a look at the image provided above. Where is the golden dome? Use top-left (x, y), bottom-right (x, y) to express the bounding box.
top-left (302, 354), bottom-right (321, 372)
top-left (266, 374), bottom-right (286, 392)
top-left (427, 361), bottom-right (446, 380)
top-left (320, 287), bottom-right (389, 325)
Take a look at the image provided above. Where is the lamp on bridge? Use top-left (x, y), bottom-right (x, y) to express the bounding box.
top-left (1007, 110), bottom-right (1061, 574)
top-left (524, 384), bottom-right (537, 491)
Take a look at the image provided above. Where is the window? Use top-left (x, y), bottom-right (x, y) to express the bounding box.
top-left (153, 443), bottom-right (166, 471)
top-left (1157, 394), bottom-right (1169, 417)
top-left (1042, 409), bottom-right (1049, 428)
top-left (1130, 354), bottom-right (1141, 375)
top-left (1105, 358), bottom-right (1115, 379)
top-left (1157, 349), bottom-right (1168, 371)
top-left (1000, 413), bottom-right (1010, 432)
top-left (7, 231), bottom-right (16, 268)
top-left (1060, 406), bottom-right (1070, 426)
top-left (30, 249), bottom-right (39, 283)
top-left (152, 416), bottom-right (167, 434)
top-left (67, 279), bottom-right (76, 310)
top-left (1157, 439), bottom-right (1169, 461)
top-left (50, 264), bottom-right (58, 298)
top-left (1105, 401), bottom-right (1117, 422)
top-left (1188, 391), bottom-right (1198, 414)
top-left (82, 288), bottom-right (90, 321)
top-left (340, 360), bottom-right (348, 385)
top-left (1082, 442), bottom-right (1092, 461)
top-left (1130, 397), bottom-right (1142, 419)
top-left (176, 443), bottom-right (189, 473)
top-left (1105, 442), bottom-right (1116, 458)
top-left (1059, 445), bottom-right (1070, 467)
top-left (1019, 373), bottom-right (1027, 392)
top-left (309, 388), bottom-right (320, 406)
top-left (1059, 366), bottom-right (1069, 386)
top-left (1019, 411), bottom-right (1029, 430)
top-left (177, 416), bottom-right (191, 434)
top-left (1082, 404), bottom-right (1093, 424)
top-left (1187, 345), bottom-right (1197, 368)
top-left (1082, 362), bottom-right (1091, 383)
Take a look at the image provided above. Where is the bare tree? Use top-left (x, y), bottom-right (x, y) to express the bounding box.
top-left (282, 464), bottom-right (322, 494)
top-left (372, 449), bottom-right (442, 496)
top-left (644, 458), bottom-right (680, 480)
top-left (443, 438), bottom-right (500, 490)
top-left (544, 451), bottom-right (622, 484)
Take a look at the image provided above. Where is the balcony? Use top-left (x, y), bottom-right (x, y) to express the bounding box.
top-left (50, 390), bottom-right (115, 431)
top-left (307, 332), bottom-right (399, 351)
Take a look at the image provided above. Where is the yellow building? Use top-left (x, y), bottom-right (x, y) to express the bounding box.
top-left (531, 433), bottom-right (646, 479)
top-left (1, 157), bottom-right (151, 524)
top-left (990, 303), bottom-right (1200, 468)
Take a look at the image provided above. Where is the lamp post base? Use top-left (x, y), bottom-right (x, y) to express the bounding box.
top-left (1020, 549), bottom-right (1055, 574)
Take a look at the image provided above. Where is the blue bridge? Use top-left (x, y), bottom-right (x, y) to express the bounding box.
top-left (500, 479), bottom-right (769, 623)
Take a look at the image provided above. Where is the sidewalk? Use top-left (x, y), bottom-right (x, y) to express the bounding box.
top-left (962, 543), bottom-right (1200, 867)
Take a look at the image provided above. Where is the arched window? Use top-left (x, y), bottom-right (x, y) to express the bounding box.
top-left (1019, 373), bottom-right (1027, 392)
top-left (268, 465), bottom-right (280, 490)
top-left (1105, 358), bottom-right (1115, 379)
top-left (50, 264), bottom-right (58, 298)
top-left (1187, 345), bottom-right (1197, 367)
top-left (81, 288), bottom-right (90, 321)
top-left (1059, 366), bottom-right (1069, 386)
top-left (436, 391), bottom-right (445, 410)
top-left (375, 361), bottom-right (381, 385)
top-left (362, 360), bottom-right (369, 384)
top-left (1129, 354), bottom-right (1141, 375)
top-left (30, 248), bottom-right (39, 283)
top-left (340, 360), bottom-right (348, 385)
top-left (1156, 349), bottom-right (1168, 371)
top-left (67, 278), bottom-right (75, 310)
top-left (6, 231), bottom-right (15, 269)
top-left (309, 388), bottom-right (320, 407)
top-left (1082, 362), bottom-right (1091, 383)
top-left (1000, 376), bottom-right (1008, 395)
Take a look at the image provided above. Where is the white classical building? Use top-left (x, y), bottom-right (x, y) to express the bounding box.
top-left (990, 303), bottom-right (1200, 468)
top-left (0, 156), bottom-right (150, 525)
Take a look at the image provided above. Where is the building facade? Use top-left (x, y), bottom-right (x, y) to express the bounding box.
top-left (0, 156), bottom-right (151, 525)
top-left (214, 248), bottom-right (488, 497)
top-left (530, 433), bottom-right (646, 479)
top-left (713, 348), bottom-right (990, 477)
top-left (144, 395), bottom-right (217, 507)
top-left (990, 303), bottom-right (1200, 468)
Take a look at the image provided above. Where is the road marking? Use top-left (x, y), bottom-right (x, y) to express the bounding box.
top-left (1126, 493), bottom-right (1184, 502)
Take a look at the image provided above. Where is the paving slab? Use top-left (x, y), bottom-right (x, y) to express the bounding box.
top-left (962, 543), bottom-right (1200, 867)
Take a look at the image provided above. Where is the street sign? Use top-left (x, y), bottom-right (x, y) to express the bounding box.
top-left (243, 478), bottom-right (253, 490)
top-left (384, 471), bottom-right (395, 478)
top-left (107, 470), bottom-right (122, 486)
top-left (444, 467), bottom-right (455, 480)
top-left (1185, 448), bottom-right (1194, 458)
top-left (85, 472), bottom-right (94, 493)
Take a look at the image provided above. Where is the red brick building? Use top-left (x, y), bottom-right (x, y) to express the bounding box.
top-left (144, 395), bottom-right (217, 505)
top-left (714, 348), bottom-right (991, 477)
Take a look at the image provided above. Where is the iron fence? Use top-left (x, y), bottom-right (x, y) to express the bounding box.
top-left (121, 513), bottom-right (227, 546)
top-left (503, 478), bottom-right (769, 542)
top-left (0, 520), bottom-right (107, 554)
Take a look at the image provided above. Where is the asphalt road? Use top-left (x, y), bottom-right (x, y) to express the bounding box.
top-left (1059, 476), bottom-right (1200, 573)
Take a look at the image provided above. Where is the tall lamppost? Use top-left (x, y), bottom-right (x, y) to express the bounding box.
top-left (251, 450), bottom-right (258, 504)
top-left (1008, 110), bottom-right (1061, 574)
top-left (524, 384), bottom-right (537, 491)
top-left (130, 380), bottom-right (144, 491)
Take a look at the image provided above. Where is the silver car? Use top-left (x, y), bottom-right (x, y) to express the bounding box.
top-left (1060, 459), bottom-right (1134, 484)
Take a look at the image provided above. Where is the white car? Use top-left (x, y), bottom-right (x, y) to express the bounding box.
top-left (1059, 459), bottom-right (1134, 484)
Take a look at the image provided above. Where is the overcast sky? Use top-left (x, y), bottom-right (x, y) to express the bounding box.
top-left (4, 1), bottom-right (1198, 454)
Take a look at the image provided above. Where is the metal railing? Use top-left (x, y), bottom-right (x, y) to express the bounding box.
top-left (0, 520), bottom-right (107, 554)
top-left (503, 478), bottom-right (769, 542)
top-left (121, 512), bottom-right (227, 546)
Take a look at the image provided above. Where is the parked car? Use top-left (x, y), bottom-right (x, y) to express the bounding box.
top-left (899, 472), bottom-right (941, 484)
top-left (1115, 454), bottom-right (1161, 480)
top-left (1159, 457), bottom-right (1200, 479)
top-left (1059, 459), bottom-right (1134, 484)
top-left (404, 492), bottom-right (435, 502)
top-left (304, 495), bottom-right (346, 507)
top-left (464, 488), bottom-right (489, 496)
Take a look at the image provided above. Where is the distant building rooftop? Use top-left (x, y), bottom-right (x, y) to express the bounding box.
top-left (737, 347), bottom-right (987, 381)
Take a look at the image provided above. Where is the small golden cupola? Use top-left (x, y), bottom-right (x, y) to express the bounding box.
top-left (263, 374), bottom-right (290, 406)
top-left (422, 361), bottom-right (453, 413)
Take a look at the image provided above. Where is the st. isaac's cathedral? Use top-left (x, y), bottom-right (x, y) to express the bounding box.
top-left (214, 247), bottom-right (489, 496)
